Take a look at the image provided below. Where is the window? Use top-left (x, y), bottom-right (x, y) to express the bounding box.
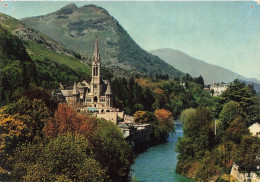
top-left (94, 96), bottom-right (98, 102)
top-left (96, 67), bottom-right (98, 76)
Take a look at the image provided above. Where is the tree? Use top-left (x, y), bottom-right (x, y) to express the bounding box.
top-left (154, 109), bottom-right (172, 123)
top-left (44, 103), bottom-right (95, 139)
top-left (180, 108), bottom-right (196, 124)
top-left (44, 104), bottom-right (134, 181)
top-left (195, 75), bottom-right (205, 87)
top-left (25, 87), bottom-right (58, 113)
top-left (224, 116), bottom-right (249, 144)
top-left (210, 89), bottom-right (214, 96)
top-left (88, 119), bottom-right (134, 181)
top-left (13, 133), bottom-right (107, 182)
top-left (133, 103), bottom-right (144, 112)
top-left (176, 136), bottom-right (194, 161)
top-left (183, 107), bottom-right (214, 157)
top-left (221, 79), bottom-right (260, 126)
top-left (234, 135), bottom-right (260, 172)
top-left (0, 97), bottom-right (51, 177)
top-left (133, 111), bottom-right (149, 123)
top-left (219, 101), bottom-right (243, 130)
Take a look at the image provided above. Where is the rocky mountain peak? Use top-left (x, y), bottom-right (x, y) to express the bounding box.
top-left (55, 3), bottom-right (78, 16)
top-left (77, 4), bottom-right (110, 16)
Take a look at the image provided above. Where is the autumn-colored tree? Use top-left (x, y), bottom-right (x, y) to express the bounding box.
top-left (44, 103), bottom-right (95, 139)
top-left (0, 97), bottom-right (51, 178)
top-left (0, 114), bottom-right (25, 176)
top-left (133, 111), bottom-right (149, 123)
top-left (154, 109), bottom-right (172, 123)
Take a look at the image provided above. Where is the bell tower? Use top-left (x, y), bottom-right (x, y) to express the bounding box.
top-left (91, 36), bottom-right (101, 98)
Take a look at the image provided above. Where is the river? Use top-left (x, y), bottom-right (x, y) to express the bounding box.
top-left (131, 121), bottom-right (194, 182)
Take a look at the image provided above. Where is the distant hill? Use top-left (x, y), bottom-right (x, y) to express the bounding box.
top-left (21, 3), bottom-right (184, 78)
top-left (150, 48), bottom-right (260, 84)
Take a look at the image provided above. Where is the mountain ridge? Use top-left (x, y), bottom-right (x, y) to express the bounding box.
top-left (150, 48), bottom-right (260, 84)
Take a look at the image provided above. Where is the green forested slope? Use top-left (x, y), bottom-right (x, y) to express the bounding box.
top-left (0, 20), bottom-right (90, 106)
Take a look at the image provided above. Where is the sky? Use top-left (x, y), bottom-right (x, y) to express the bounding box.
top-left (0, 1), bottom-right (260, 80)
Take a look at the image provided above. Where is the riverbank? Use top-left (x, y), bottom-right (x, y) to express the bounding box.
top-left (131, 122), bottom-right (194, 182)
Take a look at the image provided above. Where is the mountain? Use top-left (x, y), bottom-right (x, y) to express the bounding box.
top-left (21, 3), bottom-right (184, 78)
top-left (150, 48), bottom-right (260, 84)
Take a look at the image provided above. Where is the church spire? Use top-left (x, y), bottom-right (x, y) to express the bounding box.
top-left (72, 81), bottom-right (78, 95)
top-left (94, 36), bottom-right (100, 62)
top-left (105, 80), bottom-right (112, 95)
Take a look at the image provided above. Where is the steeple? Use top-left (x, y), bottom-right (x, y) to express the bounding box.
top-left (91, 36), bottom-right (101, 95)
top-left (72, 81), bottom-right (78, 95)
top-left (93, 36), bottom-right (100, 62)
top-left (105, 80), bottom-right (112, 95)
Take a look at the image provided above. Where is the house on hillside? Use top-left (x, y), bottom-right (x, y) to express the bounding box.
top-left (249, 122), bottom-right (260, 137)
top-left (210, 82), bottom-right (228, 96)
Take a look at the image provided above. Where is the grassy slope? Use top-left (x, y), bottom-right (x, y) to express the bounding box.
top-left (0, 13), bottom-right (20, 30)
top-left (0, 12), bottom-right (91, 76)
top-left (25, 41), bottom-right (91, 75)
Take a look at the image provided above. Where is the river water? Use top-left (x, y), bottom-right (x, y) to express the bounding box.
top-left (131, 121), bottom-right (194, 182)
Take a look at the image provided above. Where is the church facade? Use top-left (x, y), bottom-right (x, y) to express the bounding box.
top-left (56, 38), bottom-right (113, 113)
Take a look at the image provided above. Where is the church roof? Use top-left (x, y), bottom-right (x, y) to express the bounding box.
top-left (119, 123), bottom-right (130, 129)
top-left (82, 80), bottom-right (90, 87)
top-left (72, 81), bottom-right (79, 95)
top-left (60, 90), bottom-right (73, 97)
top-left (77, 82), bottom-right (83, 89)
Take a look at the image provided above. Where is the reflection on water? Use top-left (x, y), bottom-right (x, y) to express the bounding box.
top-left (131, 121), bottom-right (194, 182)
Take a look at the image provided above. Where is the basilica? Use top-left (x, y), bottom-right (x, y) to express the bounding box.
top-left (54, 38), bottom-right (151, 146)
top-left (56, 37), bottom-right (113, 114)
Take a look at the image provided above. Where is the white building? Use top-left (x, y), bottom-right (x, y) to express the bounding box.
top-left (210, 82), bottom-right (228, 96)
top-left (249, 122), bottom-right (260, 137)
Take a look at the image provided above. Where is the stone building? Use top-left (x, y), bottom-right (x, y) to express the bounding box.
top-left (210, 82), bottom-right (228, 96)
top-left (56, 37), bottom-right (113, 113)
